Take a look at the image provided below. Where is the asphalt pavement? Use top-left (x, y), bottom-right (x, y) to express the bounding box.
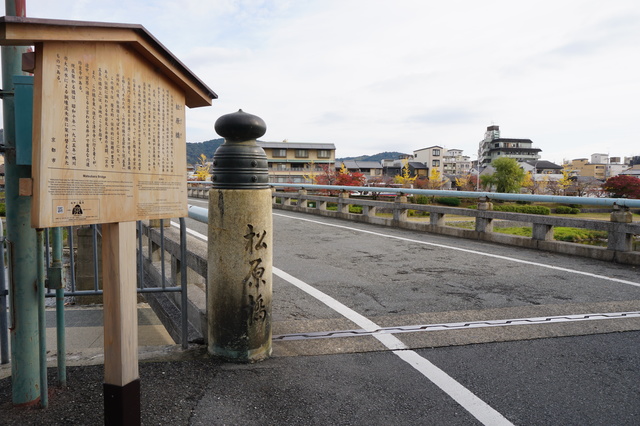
top-left (1, 205), bottom-right (640, 425)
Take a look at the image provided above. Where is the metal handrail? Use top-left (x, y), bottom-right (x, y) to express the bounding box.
top-left (185, 180), bottom-right (640, 208)
top-left (266, 183), bottom-right (640, 208)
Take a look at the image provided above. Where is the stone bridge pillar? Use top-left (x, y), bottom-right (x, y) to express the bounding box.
top-left (207, 110), bottom-right (272, 362)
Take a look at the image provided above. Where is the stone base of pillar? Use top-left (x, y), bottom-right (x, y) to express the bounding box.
top-left (208, 188), bottom-right (272, 363)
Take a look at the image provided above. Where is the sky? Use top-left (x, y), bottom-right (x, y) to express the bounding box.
top-left (5, 0), bottom-right (640, 163)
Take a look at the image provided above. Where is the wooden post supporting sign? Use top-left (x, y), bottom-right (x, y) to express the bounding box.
top-left (102, 221), bottom-right (140, 424)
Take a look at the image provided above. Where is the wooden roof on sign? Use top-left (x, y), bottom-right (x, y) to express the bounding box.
top-left (0, 16), bottom-right (217, 108)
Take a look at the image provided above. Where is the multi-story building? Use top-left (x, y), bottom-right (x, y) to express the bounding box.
top-left (564, 154), bottom-right (628, 180)
top-left (413, 145), bottom-right (444, 175)
top-left (442, 148), bottom-right (472, 175)
top-left (564, 158), bottom-right (607, 180)
top-left (258, 141), bottom-right (336, 183)
top-left (478, 125), bottom-right (541, 166)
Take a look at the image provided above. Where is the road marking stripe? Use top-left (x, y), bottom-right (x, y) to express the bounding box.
top-left (273, 213), bottom-right (640, 288)
top-left (176, 217), bottom-right (512, 424)
top-left (274, 267), bottom-right (513, 426)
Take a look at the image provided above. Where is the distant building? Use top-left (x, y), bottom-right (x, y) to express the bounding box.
top-left (442, 148), bottom-right (472, 175)
top-left (413, 145), bottom-right (444, 175)
top-left (565, 154), bottom-right (628, 180)
top-left (339, 160), bottom-right (383, 180)
top-left (619, 164), bottom-right (640, 177)
top-left (258, 141), bottom-right (336, 183)
top-left (591, 153), bottom-right (609, 164)
top-left (381, 159), bottom-right (428, 179)
top-left (478, 125), bottom-right (541, 166)
top-left (564, 158), bottom-right (607, 180)
top-left (521, 160), bottom-right (563, 175)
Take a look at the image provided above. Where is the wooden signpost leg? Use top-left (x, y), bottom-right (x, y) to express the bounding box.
top-left (102, 221), bottom-right (140, 426)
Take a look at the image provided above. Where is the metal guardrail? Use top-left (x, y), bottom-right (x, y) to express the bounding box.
top-left (186, 180), bottom-right (640, 207)
top-left (0, 219), bottom-right (190, 371)
top-left (268, 183), bottom-right (640, 208)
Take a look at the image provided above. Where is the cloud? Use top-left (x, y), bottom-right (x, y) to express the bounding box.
top-left (408, 108), bottom-right (479, 126)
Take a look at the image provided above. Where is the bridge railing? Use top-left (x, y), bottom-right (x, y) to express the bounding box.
top-left (262, 183), bottom-right (640, 266)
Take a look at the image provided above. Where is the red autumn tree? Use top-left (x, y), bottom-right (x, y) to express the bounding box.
top-left (313, 164), bottom-right (365, 194)
top-left (603, 175), bottom-right (640, 199)
top-left (314, 164), bottom-right (365, 187)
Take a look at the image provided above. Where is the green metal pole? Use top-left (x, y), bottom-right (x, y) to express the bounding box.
top-left (3, 0), bottom-right (40, 406)
top-left (36, 229), bottom-right (47, 408)
top-left (52, 227), bottom-right (66, 387)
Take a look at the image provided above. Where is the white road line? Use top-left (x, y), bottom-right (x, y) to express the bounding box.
top-left (273, 212), bottom-right (640, 288)
top-left (177, 213), bottom-right (512, 423)
top-left (274, 267), bottom-right (513, 426)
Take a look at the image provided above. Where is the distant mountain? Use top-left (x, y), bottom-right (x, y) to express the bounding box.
top-left (186, 138), bottom-right (224, 165)
top-left (336, 151), bottom-right (408, 163)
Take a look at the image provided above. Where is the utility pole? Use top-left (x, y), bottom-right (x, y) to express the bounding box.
top-left (2, 0), bottom-right (41, 405)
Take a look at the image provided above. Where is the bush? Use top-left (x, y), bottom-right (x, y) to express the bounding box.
top-left (408, 209), bottom-right (429, 217)
top-left (554, 227), bottom-right (607, 242)
top-left (0, 203), bottom-right (4, 217)
top-left (325, 204), bottom-right (362, 214)
top-left (493, 205), bottom-right (550, 215)
top-left (435, 197), bottom-right (461, 207)
top-left (556, 206), bottom-right (580, 214)
top-left (412, 195), bottom-right (430, 205)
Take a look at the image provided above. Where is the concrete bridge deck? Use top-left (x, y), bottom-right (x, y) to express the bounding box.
top-left (2, 199), bottom-right (639, 424)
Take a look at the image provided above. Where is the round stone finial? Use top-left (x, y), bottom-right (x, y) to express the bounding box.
top-left (214, 109), bottom-right (267, 142)
top-left (211, 110), bottom-right (269, 189)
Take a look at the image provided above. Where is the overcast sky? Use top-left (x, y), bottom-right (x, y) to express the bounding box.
top-left (9, 0), bottom-right (640, 163)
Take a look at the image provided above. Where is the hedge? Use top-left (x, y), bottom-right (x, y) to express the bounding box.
top-left (493, 205), bottom-right (550, 215)
top-left (555, 206), bottom-right (581, 214)
top-left (435, 197), bottom-right (461, 207)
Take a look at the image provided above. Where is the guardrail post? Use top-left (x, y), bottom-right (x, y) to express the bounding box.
top-left (476, 197), bottom-right (494, 233)
top-left (477, 196), bottom-right (493, 211)
top-left (430, 212), bottom-right (445, 226)
top-left (298, 189), bottom-right (308, 208)
top-left (394, 193), bottom-right (408, 222)
top-left (364, 205), bottom-right (377, 218)
top-left (338, 190), bottom-right (350, 214)
top-left (319, 199), bottom-right (328, 210)
top-left (608, 205), bottom-right (633, 251)
top-left (207, 110), bottom-right (272, 362)
top-left (532, 223), bottom-right (554, 241)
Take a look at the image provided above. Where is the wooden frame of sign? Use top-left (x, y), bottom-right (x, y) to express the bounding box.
top-left (0, 17), bottom-right (216, 424)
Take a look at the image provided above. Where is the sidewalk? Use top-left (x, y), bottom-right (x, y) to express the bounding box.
top-left (0, 303), bottom-right (176, 381)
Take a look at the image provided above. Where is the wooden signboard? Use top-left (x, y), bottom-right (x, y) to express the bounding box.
top-left (31, 41), bottom-right (187, 227)
top-left (0, 17), bottom-right (216, 423)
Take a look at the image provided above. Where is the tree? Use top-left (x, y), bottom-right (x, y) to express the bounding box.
top-left (523, 172), bottom-right (550, 194)
top-left (566, 177), bottom-right (600, 197)
top-left (424, 168), bottom-right (445, 190)
top-left (393, 159), bottom-right (417, 188)
top-left (314, 163), bottom-right (365, 194)
top-left (603, 175), bottom-right (640, 199)
top-left (487, 157), bottom-right (525, 193)
top-left (194, 153), bottom-right (211, 181)
top-left (547, 171), bottom-right (571, 196)
top-left (454, 174), bottom-right (478, 192)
